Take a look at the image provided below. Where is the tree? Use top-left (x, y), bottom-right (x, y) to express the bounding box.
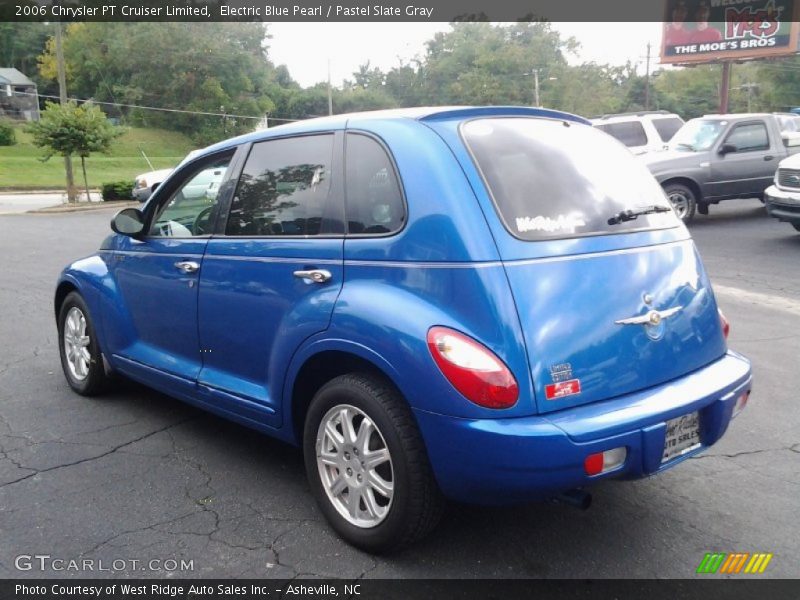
top-left (38, 23), bottom-right (279, 143)
top-left (28, 101), bottom-right (122, 202)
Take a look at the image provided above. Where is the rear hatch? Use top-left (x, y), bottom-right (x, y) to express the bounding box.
top-left (461, 117), bottom-right (727, 413)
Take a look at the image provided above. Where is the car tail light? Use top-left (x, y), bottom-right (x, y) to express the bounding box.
top-left (584, 447), bottom-right (627, 476)
top-left (733, 390), bottom-right (750, 418)
top-left (718, 308), bottom-right (730, 339)
top-left (427, 326), bottom-right (518, 409)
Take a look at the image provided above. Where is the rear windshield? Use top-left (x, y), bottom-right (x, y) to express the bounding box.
top-left (595, 121), bottom-right (647, 147)
top-left (462, 117), bottom-right (679, 241)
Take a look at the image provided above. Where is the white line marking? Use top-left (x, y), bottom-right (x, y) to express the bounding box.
top-left (714, 284), bottom-right (800, 317)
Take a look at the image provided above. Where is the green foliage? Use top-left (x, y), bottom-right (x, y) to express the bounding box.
top-left (30, 20), bottom-right (800, 138)
top-left (101, 180), bottom-right (134, 201)
top-left (0, 22), bottom-right (52, 88)
top-left (39, 23), bottom-right (279, 144)
top-left (27, 101), bottom-right (122, 160)
top-left (0, 120), bottom-right (16, 146)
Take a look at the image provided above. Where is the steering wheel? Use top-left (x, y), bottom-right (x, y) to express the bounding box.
top-left (193, 206), bottom-right (216, 235)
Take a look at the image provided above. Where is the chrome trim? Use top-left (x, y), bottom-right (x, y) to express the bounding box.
top-left (293, 269), bottom-right (332, 283)
top-left (174, 260), bottom-right (200, 274)
top-left (615, 306), bottom-right (683, 326)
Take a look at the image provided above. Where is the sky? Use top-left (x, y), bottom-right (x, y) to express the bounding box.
top-left (267, 22), bottom-right (666, 88)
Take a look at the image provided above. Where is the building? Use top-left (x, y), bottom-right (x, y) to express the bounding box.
top-left (0, 68), bottom-right (40, 121)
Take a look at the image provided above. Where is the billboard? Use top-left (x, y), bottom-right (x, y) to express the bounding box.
top-left (661, 0), bottom-right (800, 64)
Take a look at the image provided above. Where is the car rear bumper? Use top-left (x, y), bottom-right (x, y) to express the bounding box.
top-left (414, 351), bottom-right (752, 505)
top-left (765, 185), bottom-right (800, 223)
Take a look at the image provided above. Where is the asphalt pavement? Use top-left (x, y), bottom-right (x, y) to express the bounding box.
top-left (0, 198), bottom-right (797, 579)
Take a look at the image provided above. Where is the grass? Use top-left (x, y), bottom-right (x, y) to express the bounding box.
top-left (0, 123), bottom-right (195, 190)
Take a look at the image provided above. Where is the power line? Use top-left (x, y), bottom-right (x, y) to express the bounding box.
top-left (15, 90), bottom-right (299, 122)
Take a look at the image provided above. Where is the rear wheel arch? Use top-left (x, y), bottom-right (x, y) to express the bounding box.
top-left (289, 349), bottom-right (409, 446)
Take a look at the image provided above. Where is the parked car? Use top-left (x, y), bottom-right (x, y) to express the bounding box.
top-left (764, 153), bottom-right (800, 233)
top-left (591, 110), bottom-right (684, 155)
top-left (644, 113), bottom-right (800, 222)
top-left (55, 107), bottom-right (752, 552)
top-left (132, 168), bottom-right (172, 202)
top-left (132, 151), bottom-right (202, 202)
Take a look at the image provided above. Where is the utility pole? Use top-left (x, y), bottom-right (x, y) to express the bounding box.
top-left (55, 22), bottom-right (77, 203)
top-left (719, 62), bottom-right (731, 114)
top-left (644, 42), bottom-right (651, 111)
top-left (534, 69), bottom-right (540, 107)
top-left (327, 59), bottom-right (333, 116)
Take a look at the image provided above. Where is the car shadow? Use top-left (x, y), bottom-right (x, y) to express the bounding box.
top-left (101, 380), bottom-right (705, 577)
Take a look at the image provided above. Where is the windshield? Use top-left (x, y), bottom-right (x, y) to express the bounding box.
top-left (670, 119), bottom-right (727, 152)
top-left (461, 117), bottom-right (679, 241)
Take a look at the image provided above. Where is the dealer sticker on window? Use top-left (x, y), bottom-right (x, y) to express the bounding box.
top-left (662, 411), bottom-right (701, 463)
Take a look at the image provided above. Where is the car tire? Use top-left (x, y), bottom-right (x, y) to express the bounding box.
top-left (663, 183), bottom-right (697, 223)
top-left (57, 291), bottom-right (110, 396)
top-left (303, 373), bottom-right (444, 553)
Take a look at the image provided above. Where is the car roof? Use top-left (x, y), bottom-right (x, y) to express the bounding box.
top-left (591, 111), bottom-right (681, 123)
top-left (698, 113), bottom-right (774, 121)
top-left (196, 106), bottom-right (590, 159)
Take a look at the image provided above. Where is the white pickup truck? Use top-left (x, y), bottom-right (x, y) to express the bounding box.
top-left (764, 153), bottom-right (800, 233)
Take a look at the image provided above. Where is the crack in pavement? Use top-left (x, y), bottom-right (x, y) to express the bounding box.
top-left (0, 418), bottom-right (195, 489)
top-left (79, 509), bottom-right (201, 559)
top-left (688, 443), bottom-right (799, 460)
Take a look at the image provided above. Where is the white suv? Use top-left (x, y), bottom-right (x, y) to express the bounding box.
top-left (592, 111), bottom-right (684, 155)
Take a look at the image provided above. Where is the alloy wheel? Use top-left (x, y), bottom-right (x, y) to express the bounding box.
top-left (63, 306), bottom-right (90, 381)
top-left (315, 404), bottom-right (394, 528)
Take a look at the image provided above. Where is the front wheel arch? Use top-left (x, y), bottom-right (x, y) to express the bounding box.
top-left (661, 178), bottom-right (701, 223)
top-left (54, 281), bottom-right (79, 320)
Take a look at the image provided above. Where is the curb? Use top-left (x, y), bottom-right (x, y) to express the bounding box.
top-left (27, 201), bottom-right (139, 214)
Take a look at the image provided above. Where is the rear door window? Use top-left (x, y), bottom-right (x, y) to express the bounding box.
top-left (652, 117), bottom-right (684, 142)
top-left (462, 117), bottom-right (679, 241)
top-left (595, 121), bottom-right (648, 147)
top-left (345, 133), bottom-right (405, 235)
top-left (226, 134), bottom-right (342, 236)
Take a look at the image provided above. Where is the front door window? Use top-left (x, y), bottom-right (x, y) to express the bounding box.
top-left (150, 157), bottom-right (231, 237)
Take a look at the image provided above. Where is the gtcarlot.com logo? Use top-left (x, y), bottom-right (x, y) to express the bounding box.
top-left (696, 552), bottom-right (773, 574)
top-left (15, 554), bottom-right (194, 573)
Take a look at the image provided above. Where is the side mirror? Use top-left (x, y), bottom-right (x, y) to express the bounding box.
top-left (151, 182), bottom-right (160, 193)
top-left (719, 143), bottom-right (737, 155)
top-left (111, 208), bottom-right (146, 237)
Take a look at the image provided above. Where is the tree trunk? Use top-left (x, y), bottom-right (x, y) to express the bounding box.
top-left (64, 155), bottom-right (77, 203)
top-left (81, 156), bottom-right (91, 203)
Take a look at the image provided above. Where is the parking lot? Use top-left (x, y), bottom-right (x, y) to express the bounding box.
top-left (0, 198), bottom-right (797, 579)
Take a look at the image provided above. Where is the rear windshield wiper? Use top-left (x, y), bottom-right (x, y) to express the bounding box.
top-left (607, 205), bottom-right (672, 226)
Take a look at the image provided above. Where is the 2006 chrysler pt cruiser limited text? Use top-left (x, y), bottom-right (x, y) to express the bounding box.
top-left (55, 107), bottom-right (752, 552)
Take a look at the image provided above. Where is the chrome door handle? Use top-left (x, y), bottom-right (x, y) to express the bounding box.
top-left (293, 269), bottom-right (332, 283)
top-left (175, 260), bottom-right (200, 274)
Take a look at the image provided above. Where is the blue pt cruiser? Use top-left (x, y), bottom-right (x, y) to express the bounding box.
top-left (56, 107), bottom-right (752, 552)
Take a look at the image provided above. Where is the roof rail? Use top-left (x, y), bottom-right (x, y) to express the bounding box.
top-left (592, 110), bottom-right (673, 120)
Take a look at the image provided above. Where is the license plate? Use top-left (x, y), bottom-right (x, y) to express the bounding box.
top-left (662, 411), bottom-right (701, 463)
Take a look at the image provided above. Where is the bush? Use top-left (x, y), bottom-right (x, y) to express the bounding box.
top-left (0, 120), bottom-right (16, 146)
top-left (101, 180), bottom-right (134, 201)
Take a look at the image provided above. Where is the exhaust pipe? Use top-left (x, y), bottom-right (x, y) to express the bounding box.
top-left (553, 488), bottom-right (592, 510)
